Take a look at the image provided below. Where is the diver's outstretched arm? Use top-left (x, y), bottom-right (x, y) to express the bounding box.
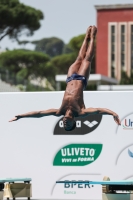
top-left (83, 107), bottom-right (121, 125)
top-left (9, 109), bottom-right (61, 122)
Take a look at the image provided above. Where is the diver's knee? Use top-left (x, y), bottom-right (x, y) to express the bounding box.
top-left (85, 55), bottom-right (93, 62)
top-left (77, 55), bottom-right (83, 61)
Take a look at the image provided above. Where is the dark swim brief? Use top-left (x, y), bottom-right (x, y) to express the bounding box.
top-left (66, 73), bottom-right (87, 90)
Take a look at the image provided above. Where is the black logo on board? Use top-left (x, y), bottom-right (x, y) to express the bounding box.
top-left (53, 115), bottom-right (102, 135)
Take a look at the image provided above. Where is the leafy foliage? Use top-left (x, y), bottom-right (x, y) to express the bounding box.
top-left (120, 71), bottom-right (133, 84)
top-left (63, 44), bottom-right (74, 54)
top-left (0, 50), bottom-right (53, 80)
top-left (49, 53), bottom-right (77, 74)
top-left (68, 34), bottom-right (86, 52)
top-left (32, 37), bottom-right (65, 57)
top-left (0, 0), bottom-right (43, 41)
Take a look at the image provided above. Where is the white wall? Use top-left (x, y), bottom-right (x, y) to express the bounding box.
top-left (0, 91), bottom-right (133, 199)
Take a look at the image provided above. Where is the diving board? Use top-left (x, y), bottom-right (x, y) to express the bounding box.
top-left (0, 178), bottom-right (31, 183)
top-left (56, 180), bottom-right (133, 185)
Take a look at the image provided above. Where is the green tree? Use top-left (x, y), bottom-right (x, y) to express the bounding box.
top-left (0, 0), bottom-right (43, 41)
top-left (0, 50), bottom-right (54, 80)
top-left (49, 53), bottom-right (77, 74)
top-left (69, 34), bottom-right (86, 52)
top-left (32, 37), bottom-right (65, 57)
top-left (120, 71), bottom-right (133, 84)
top-left (63, 44), bottom-right (74, 54)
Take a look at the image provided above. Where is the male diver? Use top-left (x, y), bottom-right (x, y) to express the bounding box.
top-left (9, 26), bottom-right (121, 130)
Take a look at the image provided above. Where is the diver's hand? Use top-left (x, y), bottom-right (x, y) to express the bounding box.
top-left (9, 116), bottom-right (20, 122)
top-left (113, 114), bottom-right (121, 125)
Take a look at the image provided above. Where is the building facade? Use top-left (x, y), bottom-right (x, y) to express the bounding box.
top-left (95, 4), bottom-right (133, 80)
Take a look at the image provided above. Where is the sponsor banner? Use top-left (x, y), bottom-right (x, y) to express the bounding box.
top-left (53, 143), bottom-right (103, 166)
top-left (121, 113), bottom-right (133, 130)
top-left (128, 148), bottom-right (133, 158)
top-left (116, 144), bottom-right (133, 165)
top-left (52, 174), bottom-right (102, 199)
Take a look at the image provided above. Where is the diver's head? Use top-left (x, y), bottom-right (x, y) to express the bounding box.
top-left (63, 109), bottom-right (76, 131)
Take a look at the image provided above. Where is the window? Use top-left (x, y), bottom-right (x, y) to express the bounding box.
top-left (111, 25), bottom-right (115, 78)
top-left (131, 25), bottom-right (133, 71)
top-left (121, 25), bottom-right (126, 70)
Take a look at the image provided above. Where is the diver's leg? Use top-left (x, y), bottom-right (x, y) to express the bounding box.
top-left (78, 26), bottom-right (97, 80)
top-left (67, 26), bottom-right (92, 77)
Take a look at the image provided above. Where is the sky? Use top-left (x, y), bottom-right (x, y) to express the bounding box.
top-left (1, 0), bottom-right (133, 51)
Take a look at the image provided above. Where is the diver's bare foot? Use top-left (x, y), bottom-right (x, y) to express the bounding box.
top-left (86, 26), bottom-right (92, 40)
top-left (90, 26), bottom-right (97, 39)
